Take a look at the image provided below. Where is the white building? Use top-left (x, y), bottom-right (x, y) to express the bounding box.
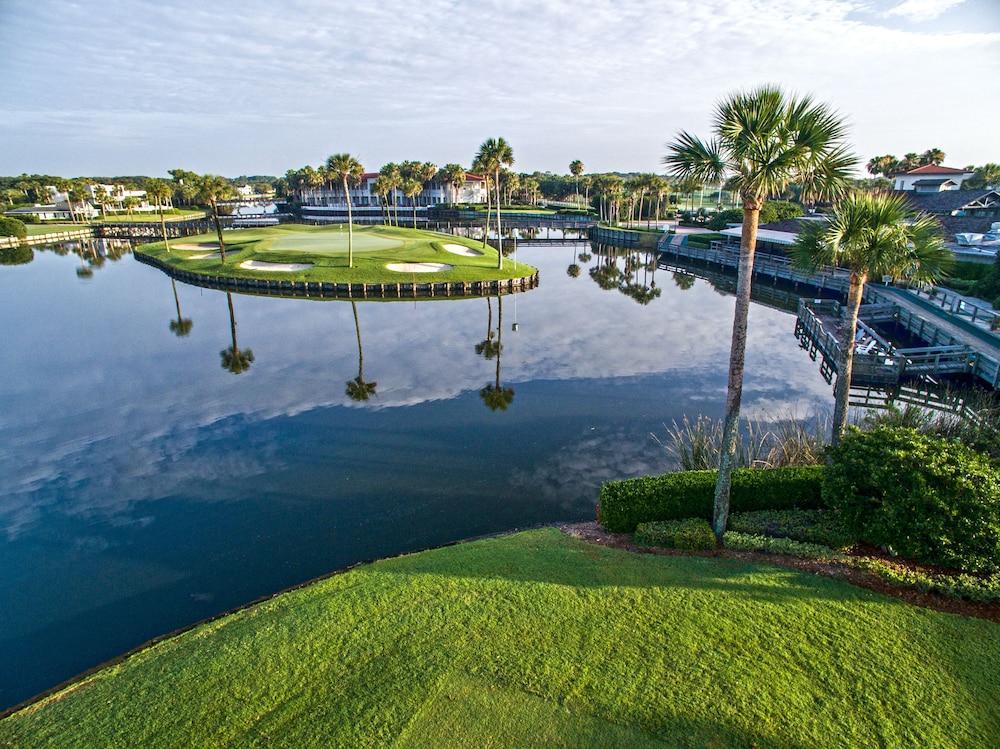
top-left (81, 184), bottom-right (168, 213)
top-left (299, 172), bottom-right (487, 223)
top-left (893, 165), bottom-right (975, 192)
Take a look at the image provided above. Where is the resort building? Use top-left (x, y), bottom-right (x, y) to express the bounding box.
top-left (298, 172), bottom-right (487, 223)
top-left (892, 165), bottom-right (975, 192)
top-left (81, 184), bottom-right (169, 214)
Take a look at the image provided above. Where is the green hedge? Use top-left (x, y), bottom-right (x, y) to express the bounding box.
top-left (635, 518), bottom-right (716, 550)
top-left (0, 216), bottom-right (27, 239)
top-left (598, 465), bottom-right (824, 533)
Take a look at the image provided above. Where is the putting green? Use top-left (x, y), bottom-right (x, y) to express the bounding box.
top-left (138, 224), bottom-right (537, 288)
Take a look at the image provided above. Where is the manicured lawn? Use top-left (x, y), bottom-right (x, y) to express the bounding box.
top-left (21, 223), bottom-right (85, 236)
top-left (93, 208), bottom-right (205, 222)
top-left (2, 528), bottom-right (996, 748)
top-left (137, 224), bottom-right (537, 284)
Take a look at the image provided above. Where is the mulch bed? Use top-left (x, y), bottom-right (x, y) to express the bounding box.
top-left (557, 522), bottom-right (999, 623)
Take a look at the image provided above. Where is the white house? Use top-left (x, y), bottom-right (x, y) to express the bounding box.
top-left (299, 172), bottom-right (487, 223)
top-left (893, 165), bottom-right (974, 192)
top-left (82, 184), bottom-right (168, 213)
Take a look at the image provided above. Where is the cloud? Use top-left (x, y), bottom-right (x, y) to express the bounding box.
top-left (885, 0), bottom-right (966, 22)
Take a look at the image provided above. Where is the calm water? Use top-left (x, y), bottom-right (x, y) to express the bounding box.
top-left (0, 237), bottom-right (834, 708)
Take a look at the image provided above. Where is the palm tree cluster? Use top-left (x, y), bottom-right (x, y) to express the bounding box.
top-left (589, 174), bottom-right (672, 225)
top-left (865, 148), bottom-right (946, 177)
top-left (474, 137), bottom-right (515, 270)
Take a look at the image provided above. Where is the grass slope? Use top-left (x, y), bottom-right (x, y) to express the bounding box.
top-left (2, 529), bottom-right (997, 748)
top-left (138, 224), bottom-right (537, 284)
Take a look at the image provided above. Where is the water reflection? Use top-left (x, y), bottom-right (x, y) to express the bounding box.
top-left (169, 279), bottom-right (194, 337)
top-left (346, 301), bottom-right (377, 401)
top-left (220, 292), bottom-right (254, 374)
top-left (479, 295), bottom-right (514, 412)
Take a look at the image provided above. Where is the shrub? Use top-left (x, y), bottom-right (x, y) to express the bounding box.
top-left (598, 465), bottom-right (824, 533)
top-left (727, 509), bottom-right (856, 549)
top-left (0, 216), bottom-right (27, 239)
top-left (722, 531), bottom-right (834, 559)
top-left (824, 427), bottom-right (1000, 574)
top-left (635, 518), bottom-right (716, 550)
top-left (758, 200), bottom-right (803, 224)
top-left (706, 208), bottom-right (743, 231)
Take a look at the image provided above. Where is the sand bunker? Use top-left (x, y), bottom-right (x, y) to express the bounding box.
top-left (385, 262), bottom-right (453, 273)
top-left (239, 260), bottom-right (313, 272)
top-left (442, 243), bottom-right (483, 257)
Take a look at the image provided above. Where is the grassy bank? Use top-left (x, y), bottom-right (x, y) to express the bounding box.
top-left (137, 224), bottom-right (536, 285)
top-left (2, 528), bottom-right (996, 748)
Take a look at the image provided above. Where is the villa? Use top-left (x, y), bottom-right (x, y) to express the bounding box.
top-left (892, 164), bottom-right (975, 192)
top-left (298, 171), bottom-right (487, 223)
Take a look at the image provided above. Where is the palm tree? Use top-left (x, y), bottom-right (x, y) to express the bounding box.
top-left (472, 155), bottom-right (492, 249)
top-left (123, 196), bottom-right (141, 217)
top-left (345, 301), bottom-right (377, 401)
top-left (220, 292), bottom-right (254, 374)
top-left (168, 279), bottom-right (193, 336)
top-left (145, 179), bottom-right (173, 251)
top-left (441, 163), bottom-right (466, 204)
top-left (379, 163), bottom-right (402, 226)
top-left (196, 175), bottom-right (234, 262)
top-left (476, 137), bottom-right (515, 269)
top-left (791, 191), bottom-right (950, 445)
top-left (93, 186), bottom-right (109, 219)
top-left (900, 153), bottom-right (920, 172)
top-left (569, 160), bottom-right (584, 205)
top-left (480, 295), bottom-right (515, 411)
top-left (402, 178), bottom-right (423, 228)
top-left (920, 148), bottom-right (946, 166)
top-left (373, 175), bottom-right (394, 225)
top-left (665, 85), bottom-right (854, 542)
top-left (326, 153), bottom-right (365, 267)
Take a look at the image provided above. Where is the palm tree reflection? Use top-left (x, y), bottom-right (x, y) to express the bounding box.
top-left (479, 294), bottom-right (515, 411)
top-left (220, 292), bottom-right (254, 374)
top-left (168, 279), bottom-right (194, 337)
top-left (345, 301), bottom-right (377, 401)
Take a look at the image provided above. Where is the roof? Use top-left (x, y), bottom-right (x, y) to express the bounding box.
top-left (912, 178), bottom-right (957, 188)
top-left (938, 214), bottom-right (998, 236)
top-left (903, 164), bottom-right (971, 176)
top-left (721, 226), bottom-right (799, 245)
top-left (898, 189), bottom-right (1000, 214)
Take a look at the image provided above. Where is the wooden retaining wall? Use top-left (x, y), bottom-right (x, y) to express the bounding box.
top-left (588, 225), bottom-right (661, 249)
top-left (0, 228), bottom-right (94, 248)
top-left (133, 251), bottom-right (540, 300)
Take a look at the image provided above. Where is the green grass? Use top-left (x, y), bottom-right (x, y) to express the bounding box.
top-left (91, 208), bottom-right (206, 223)
top-left (137, 224), bottom-right (537, 284)
top-left (22, 223), bottom-right (86, 236)
top-left (2, 528), bottom-right (996, 748)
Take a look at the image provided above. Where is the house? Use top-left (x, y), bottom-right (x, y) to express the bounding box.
top-left (893, 165), bottom-right (974, 192)
top-left (82, 184), bottom-right (167, 214)
top-left (298, 172), bottom-right (487, 223)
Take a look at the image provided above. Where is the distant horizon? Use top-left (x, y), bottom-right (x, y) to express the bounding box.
top-left (1, 0), bottom-right (997, 176)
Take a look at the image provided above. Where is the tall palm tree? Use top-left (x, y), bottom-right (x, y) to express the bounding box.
top-left (326, 153), bottom-right (365, 267)
top-left (373, 175), bottom-right (394, 225)
top-left (665, 85), bottom-right (854, 542)
top-left (402, 178), bottom-right (423, 228)
top-left (168, 279), bottom-right (193, 336)
top-left (480, 295), bottom-right (515, 411)
top-left (145, 179), bottom-right (173, 251)
top-left (476, 137), bottom-right (515, 269)
top-left (581, 175), bottom-right (593, 208)
top-left (379, 163), bottom-right (402, 226)
top-left (220, 292), bottom-right (254, 374)
top-left (441, 163), bottom-right (466, 204)
top-left (346, 301), bottom-right (377, 401)
top-left (569, 160), bottom-right (584, 205)
top-left (93, 185), bottom-right (109, 219)
top-left (900, 153), bottom-right (920, 172)
top-left (791, 191), bottom-right (950, 445)
top-left (196, 175), bottom-right (234, 262)
top-left (472, 155), bottom-right (492, 249)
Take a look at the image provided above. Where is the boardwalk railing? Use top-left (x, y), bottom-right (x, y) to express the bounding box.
top-left (0, 228), bottom-right (94, 247)
top-left (905, 284), bottom-right (1000, 332)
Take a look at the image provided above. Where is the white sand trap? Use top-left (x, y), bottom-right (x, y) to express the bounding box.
top-left (240, 260), bottom-right (313, 272)
top-left (386, 262), bottom-right (453, 273)
top-left (442, 243), bottom-right (483, 257)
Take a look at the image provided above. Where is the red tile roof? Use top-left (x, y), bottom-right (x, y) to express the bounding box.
top-left (904, 164), bottom-right (972, 175)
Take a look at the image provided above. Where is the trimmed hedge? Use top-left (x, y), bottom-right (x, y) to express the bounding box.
top-left (728, 509), bottom-right (857, 550)
top-left (0, 216), bottom-right (27, 239)
top-left (635, 518), bottom-right (716, 550)
top-left (598, 465), bottom-right (824, 533)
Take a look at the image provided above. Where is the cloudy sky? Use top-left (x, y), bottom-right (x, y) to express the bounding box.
top-left (1, 0), bottom-right (997, 177)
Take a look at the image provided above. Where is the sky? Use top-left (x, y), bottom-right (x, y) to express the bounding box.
top-left (0, 0), bottom-right (997, 178)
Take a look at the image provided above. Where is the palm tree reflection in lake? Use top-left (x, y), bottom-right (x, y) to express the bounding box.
top-left (169, 279), bottom-right (193, 337)
top-left (346, 301), bottom-right (377, 401)
top-left (220, 292), bottom-right (254, 374)
top-left (480, 295), bottom-right (515, 412)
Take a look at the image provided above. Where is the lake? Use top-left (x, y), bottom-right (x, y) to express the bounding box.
top-left (0, 236), bottom-right (834, 709)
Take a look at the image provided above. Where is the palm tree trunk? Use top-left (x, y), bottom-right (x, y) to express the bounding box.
top-left (496, 295), bottom-right (503, 388)
top-left (159, 201), bottom-right (170, 252)
top-left (832, 273), bottom-right (867, 446)
top-left (495, 169), bottom-right (503, 270)
top-left (172, 278), bottom-right (182, 322)
top-left (483, 177), bottom-right (492, 249)
top-left (227, 292), bottom-right (238, 354)
top-left (712, 200), bottom-right (761, 543)
top-left (412, 200), bottom-right (417, 228)
top-left (343, 176), bottom-right (354, 268)
top-left (211, 200), bottom-right (226, 263)
top-left (352, 301), bottom-right (363, 382)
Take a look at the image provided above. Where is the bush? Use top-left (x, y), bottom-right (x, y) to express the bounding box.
top-left (635, 518), bottom-right (716, 550)
top-left (598, 465), bottom-right (824, 533)
top-left (758, 200), bottom-right (803, 224)
top-left (824, 427), bottom-right (1000, 574)
top-left (0, 216), bottom-right (27, 239)
top-left (727, 509), bottom-right (856, 549)
top-left (723, 531), bottom-right (834, 559)
top-left (706, 208), bottom-right (743, 231)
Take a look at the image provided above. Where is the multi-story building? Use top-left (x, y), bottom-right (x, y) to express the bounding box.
top-left (298, 172), bottom-right (487, 223)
